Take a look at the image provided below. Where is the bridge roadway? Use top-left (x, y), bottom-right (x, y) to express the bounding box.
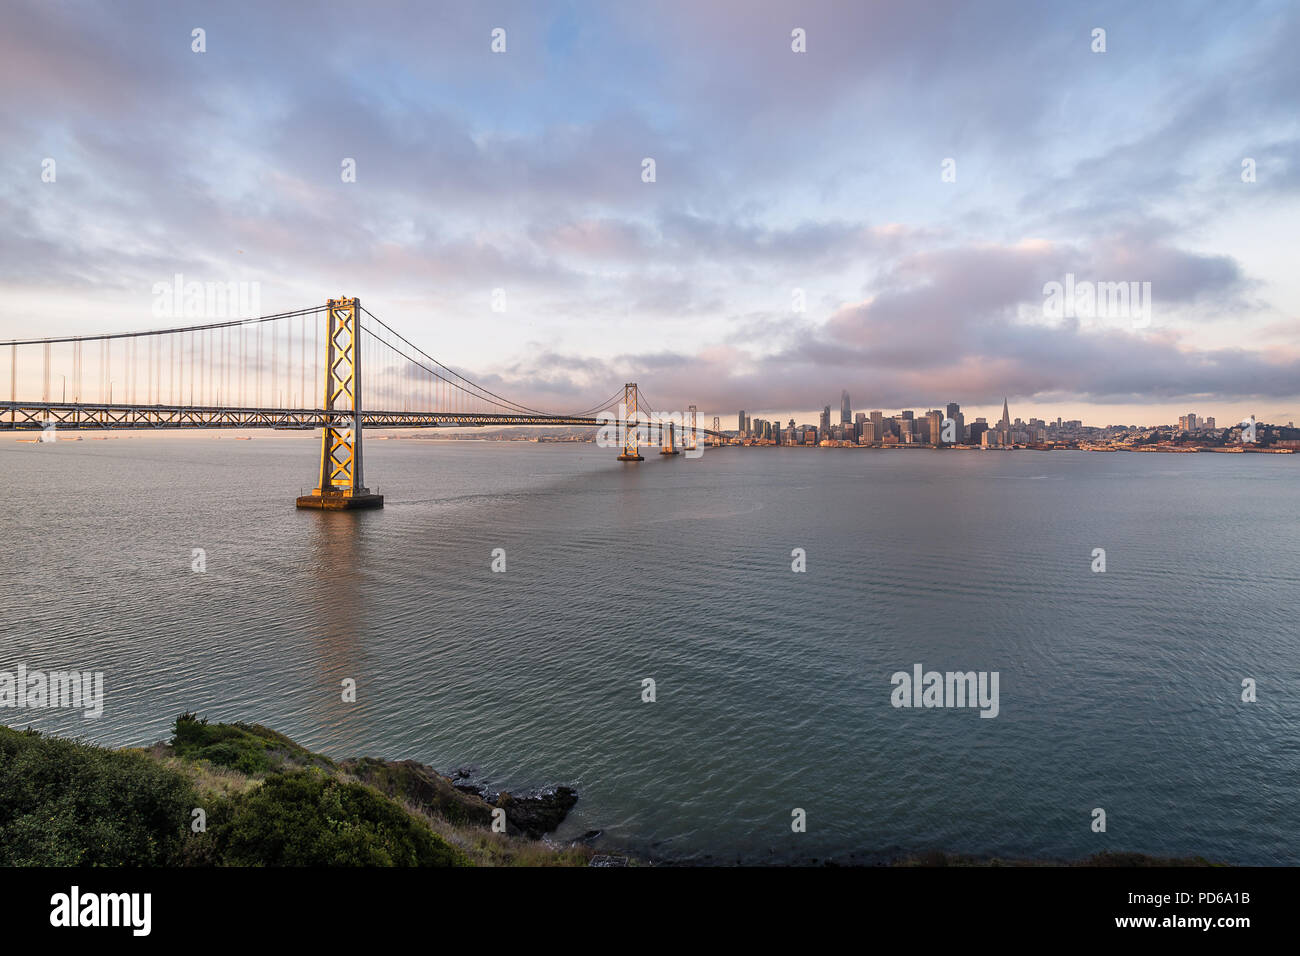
top-left (0, 401), bottom-right (726, 441)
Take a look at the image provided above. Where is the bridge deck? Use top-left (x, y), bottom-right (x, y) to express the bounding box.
top-left (0, 401), bottom-right (724, 438)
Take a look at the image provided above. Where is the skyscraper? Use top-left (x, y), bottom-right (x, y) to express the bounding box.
top-left (841, 390), bottom-right (851, 424)
top-left (927, 409), bottom-right (943, 445)
top-left (738, 410), bottom-right (745, 434)
top-left (945, 402), bottom-right (964, 443)
top-left (820, 406), bottom-right (831, 436)
top-left (995, 398), bottom-right (1012, 444)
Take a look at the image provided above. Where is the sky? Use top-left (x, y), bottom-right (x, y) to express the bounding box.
top-left (2, 0), bottom-right (1298, 428)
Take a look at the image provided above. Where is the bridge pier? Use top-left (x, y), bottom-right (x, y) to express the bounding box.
top-left (296, 296), bottom-right (384, 510)
top-left (660, 421), bottom-right (679, 455)
top-left (296, 491), bottom-right (383, 510)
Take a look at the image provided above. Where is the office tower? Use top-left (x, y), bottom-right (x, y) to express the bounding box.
top-left (946, 402), bottom-right (960, 420)
top-left (870, 410), bottom-right (883, 437)
top-left (738, 410), bottom-right (745, 434)
top-left (999, 398), bottom-right (1011, 430)
top-left (745, 415), bottom-right (752, 434)
top-left (820, 406), bottom-right (831, 435)
top-left (927, 409), bottom-right (944, 444)
top-left (841, 390), bottom-right (851, 424)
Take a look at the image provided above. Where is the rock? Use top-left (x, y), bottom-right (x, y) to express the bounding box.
top-left (589, 855), bottom-right (628, 867)
top-left (494, 785), bottom-right (578, 838)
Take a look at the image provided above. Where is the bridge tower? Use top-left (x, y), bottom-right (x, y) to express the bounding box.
top-left (660, 421), bottom-right (679, 455)
top-left (617, 382), bottom-right (643, 461)
top-left (712, 415), bottom-right (720, 446)
top-left (296, 297), bottom-right (384, 510)
top-left (686, 404), bottom-right (697, 453)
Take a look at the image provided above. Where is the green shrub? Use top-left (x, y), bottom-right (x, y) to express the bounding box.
top-left (0, 725), bottom-right (195, 866)
top-left (206, 771), bottom-right (467, 866)
top-left (171, 712), bottom-right (332, 775)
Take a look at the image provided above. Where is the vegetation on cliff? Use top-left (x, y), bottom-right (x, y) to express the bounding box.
top-left (0, 714), bottom-right (592, 867)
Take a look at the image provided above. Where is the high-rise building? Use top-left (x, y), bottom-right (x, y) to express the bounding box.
top-left (820, 406), bottom-right (831, 435)
top-left (870, 410), bottom-right (883, 438)
top-left (738, 410), bottom-right (745, 434)
top-left (944, 402), bottom-right (965, 443)
top-left (841, 390), bottom-right (852, 424)
top-left (927, 409), bottom-right (944, 445)
top-left (999, 398), bottom-right (1011, 430)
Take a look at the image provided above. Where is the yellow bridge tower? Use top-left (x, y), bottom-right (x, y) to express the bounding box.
top-left (296, 297), bottom-right (384, 509)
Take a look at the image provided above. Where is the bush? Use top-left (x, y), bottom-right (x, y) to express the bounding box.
top-left (171, 712), bottom-right (331, 775)
top-left (0, 725), bottom-right (195, 866)
top-left (205, 771), bottom-right (467, 866)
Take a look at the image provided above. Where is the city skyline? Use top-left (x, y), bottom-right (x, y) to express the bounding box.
top-left (728, 401), bottom-right (1280, 435)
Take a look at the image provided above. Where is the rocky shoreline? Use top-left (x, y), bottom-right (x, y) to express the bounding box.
top-left (340, 756), bottom-right (581, 840)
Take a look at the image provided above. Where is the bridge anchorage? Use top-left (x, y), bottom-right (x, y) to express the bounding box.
top-left (296, 297), bottom-right (383, 510)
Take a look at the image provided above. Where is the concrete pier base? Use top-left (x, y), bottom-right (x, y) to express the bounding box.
top-left (660, 449), bottom-right (679, 455)
top-left (296, 492), bottom-right (385, 510)
top-left (617, 453), bottom-right (644, 461)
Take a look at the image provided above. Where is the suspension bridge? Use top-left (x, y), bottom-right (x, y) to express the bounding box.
top-left (1, 297), bottom-right (727, 509)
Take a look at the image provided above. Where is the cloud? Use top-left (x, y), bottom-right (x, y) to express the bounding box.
top-left (0, 0), bottom-right (1297, 421)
